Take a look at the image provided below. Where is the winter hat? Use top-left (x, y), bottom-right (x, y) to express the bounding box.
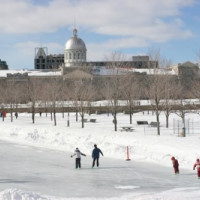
top-left (171, 157), bottom-right (175, 160)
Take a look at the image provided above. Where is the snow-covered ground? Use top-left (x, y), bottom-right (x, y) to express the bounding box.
top-left (0, 111), bottom-right (200, 199)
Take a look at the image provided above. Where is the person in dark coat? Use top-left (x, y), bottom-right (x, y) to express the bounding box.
top-left (15, 112), bottom-right (18, 119)
top-left (92, 144), bottom-right (103, 168)
top-left (171, 156), bottom-right (179, 174)
top-left (71, 148), bottom-right (86, 169)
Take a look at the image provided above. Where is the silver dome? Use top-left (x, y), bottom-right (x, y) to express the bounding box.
top-left (65, 29), bottom-right (86, 50)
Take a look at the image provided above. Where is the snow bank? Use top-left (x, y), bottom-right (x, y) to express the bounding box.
top-left (0, 112), bottom-right (200, 171)
top-left (0, 188), bottom-right (51, 200)
top-left (1, 188), bottom-right (200, 200)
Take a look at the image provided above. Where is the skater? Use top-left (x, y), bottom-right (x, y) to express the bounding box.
top-left (92, 144), bottom-right (103, 168)
top-left (171, 156), bottom-right (179, 174)
top-left (71, 148), bottom-right (86, 169)
top-left (193, 158), bottom-right (200, 178)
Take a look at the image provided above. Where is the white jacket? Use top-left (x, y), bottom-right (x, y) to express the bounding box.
top-left (71, 148), bottom-right (86, 158)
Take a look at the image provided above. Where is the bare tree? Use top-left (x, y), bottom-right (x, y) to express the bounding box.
top-left (122, 73), bottom-right (140, 124)
top-left (103, 52), bottom-right (126, 131)
top-left (6, 78), bottom-right (16, 122)
top-left (46, 77), bottom-right (63, 126)
top-left (40, 81), bottom-right (50, 117)
top-left (27, 78), bottom-right (43, 124)
top-left (161, 76), bottom-right (176, 128)
top-left (0, 82), bottom-right (7, 121)
top-left (174, 81), bottom-right (194, 137)
top-left (146, 48), bottom-right (171, 135)
top-left (71, 79), bottom-right (94, 128)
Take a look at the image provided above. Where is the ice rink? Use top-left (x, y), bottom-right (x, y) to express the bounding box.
top-left (1, 140), bottom-right (200, 199)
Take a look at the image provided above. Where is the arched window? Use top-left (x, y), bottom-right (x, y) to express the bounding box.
top-left (69, 53), bottom-right (71, 59)
top-left (73, 53), bottom-right (76, 59)
top-left (78, 53), bottom-right (80, 59)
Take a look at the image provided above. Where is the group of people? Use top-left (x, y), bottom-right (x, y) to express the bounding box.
top-left (171, 156), bottom-right (200, 178)
top-left (71, 144), bottom-right (103, 169)
top-left (71, 148), bottom-right (200, 177)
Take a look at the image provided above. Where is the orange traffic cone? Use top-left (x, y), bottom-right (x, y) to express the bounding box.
top-left (126, 146), bottom-right (131, 161)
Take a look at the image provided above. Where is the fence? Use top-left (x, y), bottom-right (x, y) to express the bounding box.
top-left (173, 119), bottom-right (200, 136)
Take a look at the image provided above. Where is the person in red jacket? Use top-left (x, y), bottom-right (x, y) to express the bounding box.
top-left (193, 158), bottom-right (200, 178)
top-left (171, 157), bottom-right (179, 174)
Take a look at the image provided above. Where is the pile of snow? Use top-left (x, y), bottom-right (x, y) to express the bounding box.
top-left (0, 188), bottom-right (51, 200)
top-left (1, 187), bottom-right (200, 200)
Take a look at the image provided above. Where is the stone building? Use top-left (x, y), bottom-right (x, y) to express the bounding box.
top-left (34, 47), bottom-right (64, 70)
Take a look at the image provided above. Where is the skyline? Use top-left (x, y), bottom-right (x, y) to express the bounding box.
top-left (0, 0), bottom-right (200, 69)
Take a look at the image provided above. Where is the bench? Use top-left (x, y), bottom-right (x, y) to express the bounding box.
top-left (149, 122), bottom-right (159, 127)
top-left (83, 118), bottom-right (88, 122)
top-left (137, 121), bottom-right (148, 125)
top-left (120, 126), bottom-right (134, 132)
top-left (90, 119), bottom-right (96, 123)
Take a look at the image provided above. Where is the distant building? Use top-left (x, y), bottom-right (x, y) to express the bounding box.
top-left (0, 59), bottom-right (8, 70)
top-left (34, 29), bottom-right (157, 73)
top-left (172, 61), bottom-right (199, 79)
top-left (34, 47), bottom-right (64, 70)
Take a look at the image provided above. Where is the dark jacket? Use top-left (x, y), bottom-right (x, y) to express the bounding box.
top-left (92, 147), bottom-right (103, 159)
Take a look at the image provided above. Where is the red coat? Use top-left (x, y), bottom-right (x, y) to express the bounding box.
top-left (193, 161), bottom-right (200, 171)
top-left (172, 159), bottom-right (179, 168)
top-left (193, 160), bottom-right (200, 177)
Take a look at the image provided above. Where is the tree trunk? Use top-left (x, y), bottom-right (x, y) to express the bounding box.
top-left (50, 110), bottom-right (53, 121)
top-left (76, 110), bottom-right (78, 122)
top-left (62, 106), bottom-right (64, 118)
top-left (10, 104), bottom-right (13, 122)
top-left (81, 112), bottom-right (84, 128)
top-left (156, 109), bottom-right (160, 135)
top-left (53, 105), bottom-right (56, 126)
top-left (129, 103), bottom-right (132, 124)
top-left (181, 113), bottom-right (186, 137)
top-left (114, 113), bottom-right (117, 131)
top-left (45, 102), bottom-right (48, 117)
top-left (113, 107), bottom-right (117, 132)
top-left (166, 111), bottom-right (169, 128)
top-left (32, 103), bottom-right (35, 124)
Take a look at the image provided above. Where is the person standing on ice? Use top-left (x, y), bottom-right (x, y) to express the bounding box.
top-left (171, 157), bottom-right (179, 174)
top-left (92, 144), bottom-right (103, 168)
top-left (193, 158), bottom-right (200, 178)
top-left (71, 148), bottom-right (86, 169)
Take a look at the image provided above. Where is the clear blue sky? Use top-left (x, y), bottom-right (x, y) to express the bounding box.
top-left (0, 0), bottom-right (200, 69)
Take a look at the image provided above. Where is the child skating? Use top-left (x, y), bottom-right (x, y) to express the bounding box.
top-left (193, 158), bottom-right (200, 178)
top-left (71, 147), bottom-right (86, 169)
top-left (171, 156), bottom-right (179, 174)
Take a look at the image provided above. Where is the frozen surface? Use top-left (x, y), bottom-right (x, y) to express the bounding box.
top-left (0, 111), bottom-right (200, 199)
top-left (0, 141), bottom-right (200, 199)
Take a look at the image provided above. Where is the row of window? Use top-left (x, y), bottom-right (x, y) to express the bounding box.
top-left (35, 64), bottom-right (59, 69)
top-left (36, 59), bottom-right (64, 64)
top-left (65, 52), bottom-right (85, 60)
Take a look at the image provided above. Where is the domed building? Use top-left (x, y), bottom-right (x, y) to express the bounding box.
top-left (64, 29), bottom-right (87, 67)
top-left (34, 28), bottom-right (157, 75)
